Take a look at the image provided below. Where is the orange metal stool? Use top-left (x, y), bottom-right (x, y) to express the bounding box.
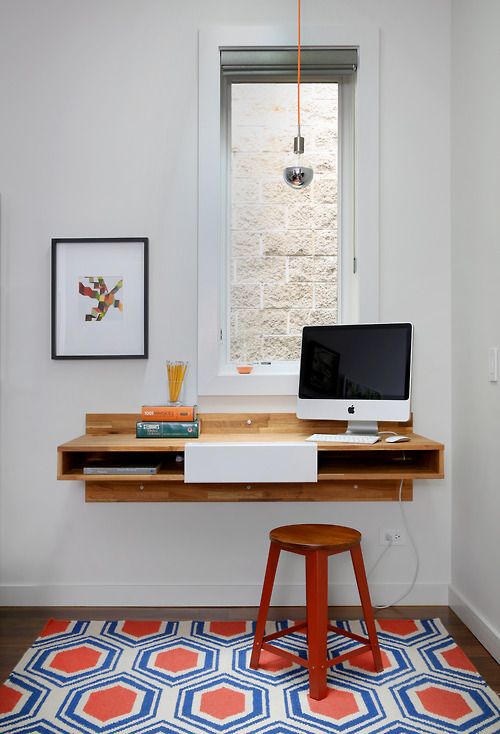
top-left (250, 523), bottom-right (383, 700)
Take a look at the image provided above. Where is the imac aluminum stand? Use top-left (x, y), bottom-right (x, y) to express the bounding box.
top-left (346, 420), bottom-right (379, 436)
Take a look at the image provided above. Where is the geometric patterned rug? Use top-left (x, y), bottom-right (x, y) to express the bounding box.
top-left (1, 618), bottom-right (498, 734)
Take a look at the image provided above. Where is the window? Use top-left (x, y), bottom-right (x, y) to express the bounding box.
top-left (227, 80), bottom-right (341, 365)
top-left (223, 48), bottom-right (356, 365)
top-left (199, 27), bottom-right (379, 396)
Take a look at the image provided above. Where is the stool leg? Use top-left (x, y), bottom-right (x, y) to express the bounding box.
top-left (350, 544), bottom-right (383, 672)
top-left (250, 541), bottom-right (281, 669)
top-left (306, 550), bottom-right (329, 700)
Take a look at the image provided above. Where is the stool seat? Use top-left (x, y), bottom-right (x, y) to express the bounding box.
top-left (270, 523), bottom-right (361, 552)
top-left (251, 522), bottom-right (383, 701)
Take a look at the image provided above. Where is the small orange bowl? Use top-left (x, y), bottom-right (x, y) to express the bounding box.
top-left (236, 365), bottom-right (253, 374)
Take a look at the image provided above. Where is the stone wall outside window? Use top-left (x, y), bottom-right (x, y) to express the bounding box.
top-left (229, 82), bottom-right (338, 363)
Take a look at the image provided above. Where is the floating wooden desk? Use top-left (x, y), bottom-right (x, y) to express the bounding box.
top-left (57, 413), bottom-right (444, 503)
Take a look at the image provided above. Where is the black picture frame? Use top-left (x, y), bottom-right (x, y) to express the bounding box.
top-left (51, 237), bottom-right (149, 359)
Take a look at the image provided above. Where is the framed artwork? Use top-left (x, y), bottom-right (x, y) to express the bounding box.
top-left (51, 237), bottom-right (149, 359)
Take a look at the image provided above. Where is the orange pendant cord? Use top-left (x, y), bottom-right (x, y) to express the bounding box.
top-left (297, 0), bottom-right (301, 131)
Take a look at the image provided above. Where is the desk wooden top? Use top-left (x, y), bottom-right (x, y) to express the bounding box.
top-left (58, 412), bottom-right (444, 453)
top-left (59, 432), bottom-right (443, 453)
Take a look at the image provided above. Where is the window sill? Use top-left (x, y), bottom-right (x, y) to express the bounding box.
top-left (199, 364), bottom-right (299, 397)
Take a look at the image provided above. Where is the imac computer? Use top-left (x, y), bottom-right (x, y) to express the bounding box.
top-left (297, 322), bottom-right (413, 435)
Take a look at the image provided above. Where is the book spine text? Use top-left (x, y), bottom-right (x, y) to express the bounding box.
top-left (136, 420), bottom-right (200, 438)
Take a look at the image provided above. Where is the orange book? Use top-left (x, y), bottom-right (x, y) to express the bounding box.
top-left (141, 405), bottom-right (197, 421)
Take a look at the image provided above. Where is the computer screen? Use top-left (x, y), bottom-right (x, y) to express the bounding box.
top-left (297, 323), bottom-right (413, 427)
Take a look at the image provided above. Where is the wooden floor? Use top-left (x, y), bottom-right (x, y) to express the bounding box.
top-left (1, 606), bottom-right (498, 694)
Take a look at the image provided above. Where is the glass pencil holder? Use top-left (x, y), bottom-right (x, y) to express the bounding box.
top-left (167, 361), bottom-right (188, 405)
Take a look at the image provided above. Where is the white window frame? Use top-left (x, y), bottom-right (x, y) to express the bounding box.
top-left (198, 25), bottom-right (379, 397)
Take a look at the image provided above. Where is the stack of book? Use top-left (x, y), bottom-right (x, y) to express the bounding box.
top-left (83, 459), bottom-right (161, 475)
top-left (136, 405), bottom-right (200, 438)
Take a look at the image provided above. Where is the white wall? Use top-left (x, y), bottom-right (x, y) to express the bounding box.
top-left (0, 0), bottom-right (451, 606)
top-left (450, 0), bottom-right (500, 661)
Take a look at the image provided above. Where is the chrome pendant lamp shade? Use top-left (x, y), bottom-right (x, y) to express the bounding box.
top-left (283, 165), bottom-right (314, 188)
top-left (283, 0), bottom-right (313, 189)
top-left (283, 134), bottom-right (314, 188)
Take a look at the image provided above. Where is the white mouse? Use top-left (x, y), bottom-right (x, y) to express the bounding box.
top-left (385, 435), bottom-right (410, 443)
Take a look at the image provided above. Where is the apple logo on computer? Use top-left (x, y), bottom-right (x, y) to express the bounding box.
top-left (348, 405), bottom-right (355, 414)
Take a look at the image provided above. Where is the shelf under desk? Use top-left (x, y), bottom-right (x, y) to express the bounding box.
top-left (57, 413), bottom-right (444, 502)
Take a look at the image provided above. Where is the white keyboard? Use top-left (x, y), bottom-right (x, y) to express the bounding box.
top-left (306, 433), bottom-right (380, 444)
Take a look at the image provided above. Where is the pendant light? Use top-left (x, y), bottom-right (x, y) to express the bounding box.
top-left (283, 0), bottom-right (314, 189)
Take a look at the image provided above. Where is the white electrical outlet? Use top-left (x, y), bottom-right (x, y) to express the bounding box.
top-left (379, 528), bottom-right (406, 546)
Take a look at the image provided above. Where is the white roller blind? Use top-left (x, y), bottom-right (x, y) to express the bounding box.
top-left (221, 47), bottom-right (357, 82)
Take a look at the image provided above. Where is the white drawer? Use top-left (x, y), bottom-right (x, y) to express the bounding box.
top-left (184, 442), bottom-right (317, 484)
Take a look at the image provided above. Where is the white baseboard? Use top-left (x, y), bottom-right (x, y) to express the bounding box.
top-left (449, 585), bottom-right (500, 664)
top-left (0, 582), bottom-right (449, 607)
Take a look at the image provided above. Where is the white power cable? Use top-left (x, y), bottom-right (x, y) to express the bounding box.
top-left (367, 536), bottom-right (394, 576)
top-left (367, 475), bottom-right (420, 609)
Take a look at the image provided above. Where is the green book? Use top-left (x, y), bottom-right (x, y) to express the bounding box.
top-left (136, 420), bottom-right (200, 438)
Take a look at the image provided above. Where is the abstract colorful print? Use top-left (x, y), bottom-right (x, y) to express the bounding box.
top-left (79, 276), bottom-right (123, 321)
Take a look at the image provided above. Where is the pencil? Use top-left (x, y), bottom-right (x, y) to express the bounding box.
top-left (167, 361), bottom-right (187, 403)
